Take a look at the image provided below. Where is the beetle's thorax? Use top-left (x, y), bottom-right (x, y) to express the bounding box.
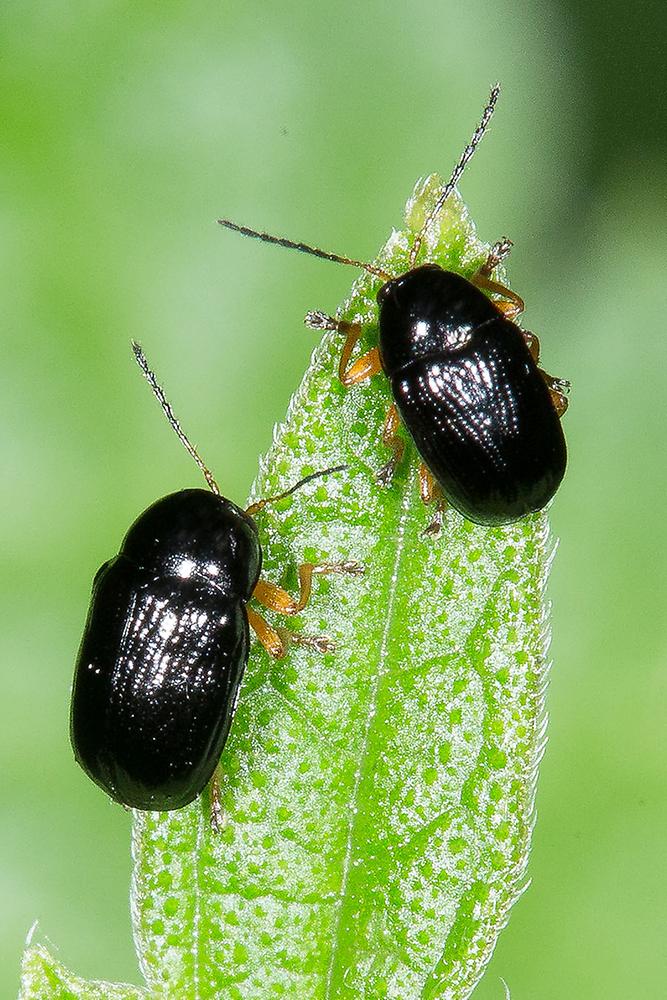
top-left (120, 489), bottom-right (262, 599)
top-left (377, 264), bottom-right (500, 376)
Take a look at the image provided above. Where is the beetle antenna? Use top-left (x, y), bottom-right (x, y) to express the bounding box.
top-left (131, 341), bottom-right (221, 496)
top-left (217, 218), bottom-right (392, 282)
top-left (409, 83), bottom-right (501, 267)
top-left (246, 464), bottom-right (348, 516)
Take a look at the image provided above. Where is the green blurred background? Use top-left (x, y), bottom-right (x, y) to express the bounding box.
top-left (2, 2), bottom-right (665, 997)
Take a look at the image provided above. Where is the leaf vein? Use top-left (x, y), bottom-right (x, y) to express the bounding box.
top-left (265, 678), bottom-right (326, 743)
top-left (324, 486), bottom-right (412, 997)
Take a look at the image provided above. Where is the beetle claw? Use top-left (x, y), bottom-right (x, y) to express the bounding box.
top-left (340, 560), bottom-right (365, 576)
top-left (305, 310), bottom-right (338, 332)
top-left (313, 560), bottom-right (365, 577)
top-left (422, 508), bottom-right (444, 539)
top-left (484, 237), bottom-right (514, 273)
top-left (292, 633), bottom-right (336, 655)
top-left (377, 459), bottom-right (397, 487)
top-left (210, 799), bottom-right (226, 834)
top-left (208, 770), bottom-right (226, 834)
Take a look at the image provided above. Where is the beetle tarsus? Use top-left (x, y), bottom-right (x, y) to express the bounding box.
top-left (480, 237), bottom-right (514, 276)
top-left (209, 770), bottom-right (226, 834)
top-left (305, 310), bottom-right (339, 332)
top-left (377, 457), bottom-right (398, 487)
top-left (540, 371), bottom-right (571, 417)
top-left (377, 403), bottom-right (405, 485)
top-left (422, 505), bottom-right (445, 539)
top-left (312, 560), bottom-right (364, 577)
top-left (290, 632), bottom-right (336, 655)
top-left (522, 330), bottom-right (541, 362)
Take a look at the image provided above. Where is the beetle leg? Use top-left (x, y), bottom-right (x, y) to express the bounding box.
top-left (340, 347), bottom-right (382, 387)
top-left (478, 238), bottom-right (514, 276)
top-left (253, 560), bottom-right (364, 617)
top-left (305, 310), bottom-right (359, 339)
top-left (208, 768), bottom-right (226, 834)
top-left (539, 370), bottom-right (570, 418)
top-left (522, 329), bottom-right (541, 362)
top-left (418, 463), bottom-right (447, 537)
top-left (306, 312), bottom-right (361, 383)
top-left (419, 462), bottom-right (438, 504)
top-left (247, 606), bottom-right (288, 659)
top-left (424, 505), bottom-right (446, 537)
top-left (471, 241), bottom-right (524, 320)
top-left (247, 604), bottom-right (338, 662)
top-left (281, 630), bottom-right (337, 655)
top-left (248, 605), bottom-right (338, 658)
top-left (377, 403), bottom-right (406, 486)
top-left (250, 562), bottom-right (362, 656)
top-left (471, 272), bottom-right (525, 320)
top-left (305, 311), bottom-right (382, 387)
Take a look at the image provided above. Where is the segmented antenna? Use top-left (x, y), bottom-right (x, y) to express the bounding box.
top-left (131, 341), bottom-right (221, 495)
top-left (133, 342), bottom-right (348, 512)
top-left (217, 218), bottom-right (392, 282)
top-left (246, 464), bottom-right (348, 517)
top-left (409, 84), bottom-right (501, 267)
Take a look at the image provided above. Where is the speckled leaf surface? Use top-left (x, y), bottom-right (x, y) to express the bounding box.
top-left (20, 179), bottom-right (553, 999)
top-left (19, 941), bottom-right (147, 999)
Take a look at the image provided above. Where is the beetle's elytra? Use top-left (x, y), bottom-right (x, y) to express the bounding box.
top-left (70, 344), bottom-right (362, 822)
top-left (218, 85), bottom-right (569, 531)
top-left (376, 265), bottom-right (566, 525)
top-left (72, 489), bottom-right (260, 811)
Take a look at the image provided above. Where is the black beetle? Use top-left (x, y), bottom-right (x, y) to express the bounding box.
top-left (218, 85), bottom-right (569, 531)
top-left (70, 343), bottom-right (362, 826)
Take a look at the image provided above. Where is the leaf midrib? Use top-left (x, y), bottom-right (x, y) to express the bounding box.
top-left (324, 481), bottom-right (413, 997)
top-left (193, 813), bottom-right (204, 1000)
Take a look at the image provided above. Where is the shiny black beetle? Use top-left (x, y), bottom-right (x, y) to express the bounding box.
top-left (218, 85), bottom-right (569, 531)
top-left (70, 344), bottom-right (361, 823)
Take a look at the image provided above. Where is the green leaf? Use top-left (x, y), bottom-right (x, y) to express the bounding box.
top-left (20, 178), bottom-right (553, 999)
top-left (19, 942), bottom-right (147, 999)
